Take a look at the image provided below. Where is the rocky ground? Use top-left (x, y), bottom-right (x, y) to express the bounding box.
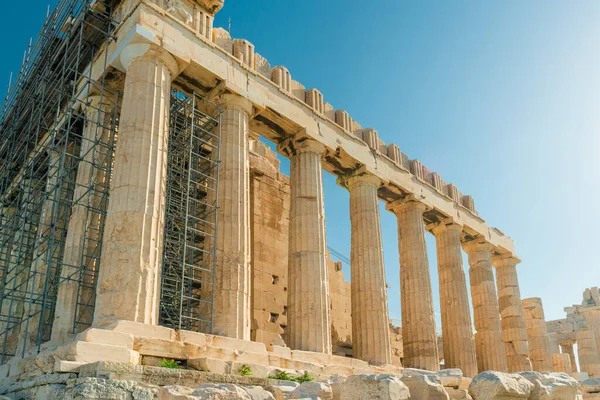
top-left (0, 359), bottom-right (597, 399)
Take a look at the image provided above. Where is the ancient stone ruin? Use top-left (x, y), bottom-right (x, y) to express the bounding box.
top-left (0, 0), bottom-right (596, 398)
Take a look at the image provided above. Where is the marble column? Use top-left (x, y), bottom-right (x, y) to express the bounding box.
top-left (212, 94), bottom-right (253, 340)
top-left (493, 256), bottom-right (532, 372)
top-left (341, 172), bottom-right (391, 365)
top-left (52, 95), bottom-right (113, 343)
top-left (581, 307), bottom-right (600, 367)
top-left (522, 297), bottom-right (553, 372)
top-left (387, 198), bottom-right (438, 371)
top-left (93, 45), bottom-right (178, 326)
top-left (1, 178), bottom-right (42, 357)
top-left (0, 207), bottom-right (15, 286)
top-left (283, 137), bottom-right (331, 354)
top-left (560, 342), bottom-right (578, 372)
top-left (463, 239), bottom-right (507, 373)
top-left (576, 328), bottom-right (600, 378)
top-left (18, 149), bottom-right (63, 353)
top-left (552, 353), bottom-right (573, 374)
top-left (432, 220), bottom-right (477, 377)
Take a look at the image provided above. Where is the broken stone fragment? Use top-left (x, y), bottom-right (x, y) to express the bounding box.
top-left (468, 371), bottom-right (534, 400)
top-left (340, 374), bottom-right (411, 400)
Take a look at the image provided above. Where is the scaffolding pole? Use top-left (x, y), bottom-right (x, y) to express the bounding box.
top-left (0, 0), bottom-right (119, 363)
top-left (160, 90), bottom-right (221, 334)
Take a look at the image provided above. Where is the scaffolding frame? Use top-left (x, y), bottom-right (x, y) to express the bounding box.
top-left (0, 0), bottom-right (119, 363)
top-left (160, 90), bottom-right (221, 334)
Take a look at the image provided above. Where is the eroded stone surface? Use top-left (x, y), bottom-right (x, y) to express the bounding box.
top-left (518, 371), bottom-right (581, 400)
top-left (288, 381), bottom-right (333, 399)
top-left (469, 371), bottom-right (534, 400)
top-left (340, 374), bottom-right (410, 400)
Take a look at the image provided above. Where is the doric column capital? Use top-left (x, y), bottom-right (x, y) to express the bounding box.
top-left (277, 132), bottom-right (325, 158)
top-left (492, 254), bottom-right (521, 269)
top-left (559, 340), bottom-right (576, 346)
top-left (462, 238), bottom-right (493, 256)
top-left (120, 43), bottom-right (180, 77)
top-left (337, 169), bottom-right (381, 191)
top-left (386, 196), bottom-right (428, 216)
top-left (213, 93), bottom-right (253, 114)
top-left (430, 218), bottom-right (463, 236)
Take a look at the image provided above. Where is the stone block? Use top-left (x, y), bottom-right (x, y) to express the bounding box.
top-left (187, 357), bottom-right (229, 374)
top-left (231, 361), bottom-right (271, 379)
top-left (289, 381), bottom-right (333, 399)
top-left (341, 374), bottom-right (411, 400)
top-left (268, 345), bottom-right (292, 358)
top-left (469, 371), bottom-right (533, 400)
top-left (326, 375), bottom-right (346, 400)
top-left (76, 328), bottom-right (134, 349)
top-left (519, 371), bottom-right (582, 400)
top-left (178, 330), bottom-right (208, 347)
top-left (159, 384), bottom-right (254, 399)
top-left (329, 353), bottom-right (370, 370)
top-left (322, 364), bottom-right (354, 376)
top-left (56, 341), bottom-right (140, 365)
top-left (269, 380), bottom-right (299, 400)
top-left (271, 66), bottom-right (291, 93)
top-left (335, 110), bottom-right (352, 132)
top-left (438, 368), bottom-right (464, 388)
top-left (268, 354), bottom-right (323, 374)
top-left (208, 334), bottom-right (267, 354)
top-left (233, 38), bottom-right (255, 68)
top-left (583, 378), bottom-right (600, 393)
top-left (54, 360), bottom-right (86, 373)
top-left (100, 320), bottom-right (177, 341)
top-left (401, 374), bottom-right (450, 399)
top-left (134, 337), bottom-right (188, 360)
top-left (573, 372), bottom-right (590, 382)
top-left (446, 388), bottom-right (472, 400)
top-left (242, 385), bottom-right (276, 400)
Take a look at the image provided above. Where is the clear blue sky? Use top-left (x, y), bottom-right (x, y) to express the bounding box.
top-left (2, 1), bottom-right (599, 326)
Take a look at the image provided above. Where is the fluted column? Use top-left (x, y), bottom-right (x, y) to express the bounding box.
top-left (581, 308), bottom-right (600, 367)
top-left (560, 341), bottom-right (578, 372)
top-left (576, 328), bottom-right (600, 378)
top-left (387, 198), bottom-right (438, 371)
top-left (493, 256), bottom-right (532, 372)
top-left (0, 206), bottom-right (15, 282)
top-left (93, 45), bottom-right (178, 326)
top-left (52, 95), bottom-right (114, 343)
top-left (339, 172), bottom-right (391, 365)
top-left (212, 94), bottom-right (253, 340)
top-left (463, 239), bottom-right (507, 373)
top-left (432, 220), bottom-right (477, 377)
top-left (522, 297), bottom-right (553, 372)
top-left (0, 178), bottom-right (42, 358)
top-left (281, 137), bottom-right (331, 354)
top-left (552, 353), bottom-right (573, 373)
top-left (18, 149), bottom-right (64, 353)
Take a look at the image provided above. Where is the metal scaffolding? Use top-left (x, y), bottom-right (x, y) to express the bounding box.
top-left (160, 90), bottom-right (221, 334)
top-left (0, 0), bottom-right (118, 362)
top-left (0, 0), bottom-right (221, 365)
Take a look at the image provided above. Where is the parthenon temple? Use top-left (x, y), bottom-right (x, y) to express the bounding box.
top-left (0, 0), bottom-right (595, 399)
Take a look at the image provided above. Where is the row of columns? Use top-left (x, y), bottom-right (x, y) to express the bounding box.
top-left (43, 44), bottom-right (540, 376)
